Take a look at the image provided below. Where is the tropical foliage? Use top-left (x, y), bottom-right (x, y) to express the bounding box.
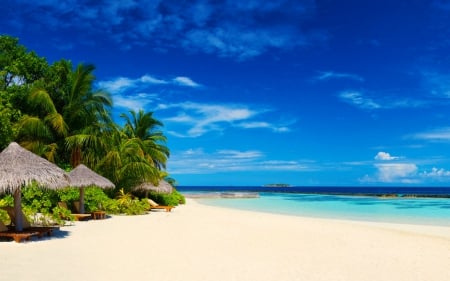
top-left (0, 35), bottom-right (183, 215)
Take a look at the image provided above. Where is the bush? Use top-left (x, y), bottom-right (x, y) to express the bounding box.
top-left (22, 183), bottom-right (59, 213)
top-left (56, 186), bottom-right (115, 213)
top-left (0, 195), bottom-right (13, 223)
top-left (84, 187), bottom-right (114, 212)
top-left (115, 189), bottom-right (149, 215)
top-left (148, 189), bottom-right (185, 206)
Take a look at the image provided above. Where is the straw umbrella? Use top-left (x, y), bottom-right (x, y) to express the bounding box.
top-left (68, 164), bottom-right (115, 213)
top-left (134, 179), bottom-right (173, 197)
top-left (0, 142), bottom-right (70, 231)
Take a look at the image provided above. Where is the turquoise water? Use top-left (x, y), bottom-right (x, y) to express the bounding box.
top-left (197, 193), bottom-right (450, 226)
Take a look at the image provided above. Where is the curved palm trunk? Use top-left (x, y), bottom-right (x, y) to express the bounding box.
top-left (71, 146), bottom-right (82, 167)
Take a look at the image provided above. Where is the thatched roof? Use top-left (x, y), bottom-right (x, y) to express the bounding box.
top-left (69, 164), bottom-right (115, 189)
top-left (134, 180), bottom-right (173, 194)
top-left (0, 142), bottom-right (70, 193)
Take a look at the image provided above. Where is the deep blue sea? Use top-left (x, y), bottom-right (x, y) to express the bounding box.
top-left (177, 186), bottom-right (450, 226)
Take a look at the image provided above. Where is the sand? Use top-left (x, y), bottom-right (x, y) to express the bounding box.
top-left (1, 199), bottom-right (449, 281)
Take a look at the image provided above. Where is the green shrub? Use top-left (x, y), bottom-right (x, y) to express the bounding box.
top-left (52, 206), bottom-right (75, 224)
top-left (56, 187), bottom-right (80, 204)
top-left (56, 186), bottom-right (115, 213)
top-left (0, 199), bottom-right (10, 223)
top-left (115, 189), bottom-right (149, 215)
top-left (22, 183), bottom-right (59, 213)
top-left (148, 189), bottom-right (185, 206)
top-left (84, 187), bottom-right (114, 212)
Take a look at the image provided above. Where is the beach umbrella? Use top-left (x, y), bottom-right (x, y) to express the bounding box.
top-left (68, 164), bottom-right (115, 213)
top-left (134, 179), bottom-right (173, 195)
top-left (0, 142), bottom-right (70, 231)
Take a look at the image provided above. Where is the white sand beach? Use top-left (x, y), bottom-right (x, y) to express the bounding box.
top-left (1, 199), bottom-right (449, 281)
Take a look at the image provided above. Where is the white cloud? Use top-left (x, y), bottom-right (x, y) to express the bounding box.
top-left (374, 152), bottom-right (399, 161)
top-left (173, 76), bottom-right (201, 87)
top-left (361, 163), bottom-right (419, 184)
top-left (238, 121), bottom-right (271, 129)
top-left (316, 71), bottom-right (364, 82)
top-left (7, 0), bottom-right (320, 59)
top-left (362, 154), bottom-right (450, 184)
top-left (98, 74), bottom-right (198, 94)
top-left (339, 91), bottom-right (381, 109)
top-left (375, 163), bottom-right (418, 183)
top-left (217, 150), bottom-right (264, 159)
top-left (167, 148), bottom-right (313, 174)
top-left (163, 102), bottom-right (256, 137)
top-left (97, 74), bottom-right (201, 112)
top-left (162, 102), bottom-right (293, 137)
top-left (140, 75), bottom-right (168, 85)
top-left (237, 121), bottom-right (291, 133)
top-left (338, 90), bottom-right (426, 110)
top-left (112, 92), bottom-right (158, 111)
top-left (98, 77), bottom-right (134, 93)
top-left (411, 127), bottom-right (450, 142)
top-left (421, 167), bottom-right (450, 178)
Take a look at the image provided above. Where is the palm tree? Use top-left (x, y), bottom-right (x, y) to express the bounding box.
top-left (96, 128), bottom-right (159, 190)
top-left (16, 61), bottom-right (113, 169)
top-left (15, 85), bottom-right (68, 162)
top-left (61, 62), bottom-right (113, 168)
top-left (120, 109), bottom-right (170, 170)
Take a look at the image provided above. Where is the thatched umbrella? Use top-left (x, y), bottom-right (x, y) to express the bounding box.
top-left (68, 164), bottom-right (115, 213)
top-left (134, 179), bottom-right (173, 196)
top-left (0, 142), bottom-right (70, 231)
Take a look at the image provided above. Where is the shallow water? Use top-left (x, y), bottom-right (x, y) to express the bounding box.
top-left (196, 193), bottom-right (450, 226)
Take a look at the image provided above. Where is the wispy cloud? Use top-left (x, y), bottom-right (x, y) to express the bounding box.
top-left (420, 71), bottom-right (450, 98)
top-left (168, 148), bottom-right (314, 174)
top-left (339, 90), bottom-right (426, 110)
top-left (172, 77), bottom-right (201, 88)
top-left (315, 71), bottom-right (364, 82)
top-left (98, 74), bottom-right (198, 93)
top-left (410, 127), bottom-right (450, 142)
top-left (339, 91), bottom-right (381, 109)
top-left (97, 74), bottom-right (201, 111)
top-left (5, 0), bottom-right (322, 59)
top-left (161, 102), bottom-right (291, 137)
top-left (113, 92), bottom-right (159, 112)
top-left (237, 121), bottom-right (292, 133)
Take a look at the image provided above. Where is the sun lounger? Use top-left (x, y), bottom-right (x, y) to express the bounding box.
top-left (147, 199), bottom-right (174, 212)
top-left (0, 220), bottom-right (39, 243)
top-left (2, 207), bottom-right (58, 237)
top-left (58, 202), bottom-right (91, 221)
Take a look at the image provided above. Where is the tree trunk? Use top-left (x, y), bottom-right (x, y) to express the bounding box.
top-left (79, 187), bottom-right (85, 213)
top-left (13, 189), bottom-right (23, 231)
top-left (71, 146), bottom-right (81, 168)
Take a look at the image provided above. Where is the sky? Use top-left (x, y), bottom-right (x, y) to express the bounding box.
top-left (2, 0), bottom-right (450, 187)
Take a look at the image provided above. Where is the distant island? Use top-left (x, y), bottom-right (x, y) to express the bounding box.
top-left (263, 184), bottom-right (291, 187)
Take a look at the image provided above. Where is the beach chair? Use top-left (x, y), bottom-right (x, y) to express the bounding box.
top-left (2, 207), bottom-right (57, 238)
top-left (57, 202), bottom-right (91, 221)
top-left (73, 201), bottom-right (106, 220)
top-left (0, 220), bottom-right (40, 243)
top-left (147, 199), bottom-right (174, 212)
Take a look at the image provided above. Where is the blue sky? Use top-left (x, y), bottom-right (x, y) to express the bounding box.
top-left (2, 0), bottom-right (450, 186)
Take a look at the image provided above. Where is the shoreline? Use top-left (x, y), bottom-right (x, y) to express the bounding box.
top-left (193, 199), bottom-right (450, 239)
top-left (183, 191), bottom-right (450, 199)
top-left (1, 199), bottom-right (449, 281)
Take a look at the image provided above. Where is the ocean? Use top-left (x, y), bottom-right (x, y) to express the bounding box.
top-left (177, 186), bottom-right (450, 226)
